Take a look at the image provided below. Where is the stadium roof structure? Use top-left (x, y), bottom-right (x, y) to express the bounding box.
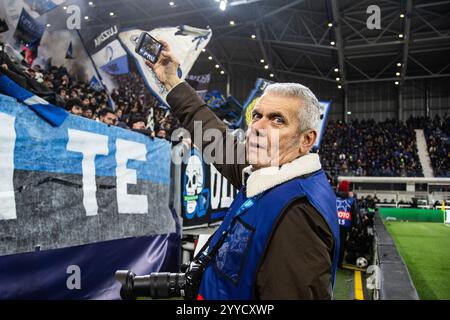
top-left (72, 0), bottom-right (450, 90)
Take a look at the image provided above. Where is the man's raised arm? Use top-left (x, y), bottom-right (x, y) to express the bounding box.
top-left (146, 40), bottom-right (247, 188)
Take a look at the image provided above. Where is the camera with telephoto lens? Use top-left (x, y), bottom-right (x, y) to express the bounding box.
top-left (115, 259), bottom-right (206, 300)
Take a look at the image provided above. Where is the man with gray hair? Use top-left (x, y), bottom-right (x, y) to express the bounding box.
top-left (146, 40), bottom-right (339, 300)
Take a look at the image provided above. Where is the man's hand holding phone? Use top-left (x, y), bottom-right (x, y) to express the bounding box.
top-left (143, 39), bottom-right (183, 92)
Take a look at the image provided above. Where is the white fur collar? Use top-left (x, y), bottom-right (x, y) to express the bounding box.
top-left (242, 153), bottom-right (322, 198)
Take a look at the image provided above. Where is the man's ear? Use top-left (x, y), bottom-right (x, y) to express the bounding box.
top-left (299, 129), bottom-right (317, 154)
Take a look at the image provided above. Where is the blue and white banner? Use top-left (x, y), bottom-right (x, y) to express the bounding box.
top-left (89, 75), bottom-right (104, 92)
top-left (23, 0), bottom-right (61, 16)
top-left (315, 101), bottom-right (331, 148)
top-left (0, 93), bottom-right (175, 255)
top-left (0, 233), bottom-right (180, 299)
top-left (13, 8), bottom-right (45, 46)
top-left (186, 73), bottom-right (211, 100)
top-left (0, 74), bottom-right (68, 126)
top-left (0, 93), bottom-right (179, 298)
top-left (119, 25), bottom-right (212, 107)
top-left (92, 39), bottom-right (129, 75)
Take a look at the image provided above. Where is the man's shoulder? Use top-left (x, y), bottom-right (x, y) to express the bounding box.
top-left (277, 197), bottom-right (335, 250)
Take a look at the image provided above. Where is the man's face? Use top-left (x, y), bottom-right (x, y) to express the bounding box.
top-left (100, 112), bottom-right (118, 125)
top-left (83, 109), bottom-right (93, 119)
top-left (246, 93), bottom-right (316, 169)
top-left (132, 121), bottom-right (146, 130)
top-left (157, 129), bottom-right (167, 139)
top-left (70, 105), bottom-right (83, 116)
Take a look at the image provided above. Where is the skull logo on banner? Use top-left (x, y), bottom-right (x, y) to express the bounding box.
top-left (183, 149), bottom-right (209, 219)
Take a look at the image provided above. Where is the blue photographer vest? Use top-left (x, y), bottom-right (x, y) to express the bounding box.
top-left (336, 196), bottom-right (355, 230)
top-left (197, 169), bottom-right (340, 300)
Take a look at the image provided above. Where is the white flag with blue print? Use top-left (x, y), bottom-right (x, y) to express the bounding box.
top-left (119, 25), bottom-right (212, 107)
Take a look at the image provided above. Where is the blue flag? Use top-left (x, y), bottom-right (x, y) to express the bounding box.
top-left (89, 76), bottom-right (103, 92)
top-left (65, 41), bottom-right (74, 59)
top-left (0, 75), bottom-right (68, 127)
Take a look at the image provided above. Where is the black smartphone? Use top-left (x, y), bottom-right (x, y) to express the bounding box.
top-left (135, 32), bottom-right (163, 64)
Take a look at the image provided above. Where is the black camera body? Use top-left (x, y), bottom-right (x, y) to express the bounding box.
top-left (115, 259), bottom-right (206, 300)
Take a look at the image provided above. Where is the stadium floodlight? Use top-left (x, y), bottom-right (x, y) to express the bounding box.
top-left (328, 22), bottom-right (333, 27)
top-left (336, 77), bottom-right (340, 81)
top-left (397, 62), bottom-right (402, 67)
top-left (229, 21), bottom-right (235, 25)
top-left (215, 64), bottom-right (220, 68)
top-left (395, 81), bottom-right (399, 85)
top-left (109, 12), bottom-right (115, 16)
top-left (88, 1), bottom-right (94, 6)
top-left (220, 70), bottom-right (225, 74)
top-left (208, 56), bottom-right (213, 60)
top-left (219, 0), bottom-right (228, 11)
top-left (63, 6), bottom-right (67, 10)
top-left (84, 16), bottom-right (89, 20)
top-left (229, 0), bottom-right (264, 6)
top-left (334, 68), bottom-right (339, 72)
top-left (400, 13), bottom-right (405, 18)
top-left (46, 23), bottom-right (51, 27)
top-left (251, 34), bottom-right (256, 39)
top-left (396, 72), bottom-right (401, 76)
top-left (338, 85), bottom-right (342, 89)
top-left (260, 59), bottom-right (264, 63)
top-left (270, 73), bottom-right (274, 78)
top-left (330, 41), bottom-right (335, 46)
top-left (399, 34), bottom-right (404, 38)
top-left (202, 48), bottom-right (206, 52)
top-left (169, 1), bottom-right (175, 6)
top-left (264, 65), bottom-right (269, 69)
top-left (347, 111), bottom-right (351, 115)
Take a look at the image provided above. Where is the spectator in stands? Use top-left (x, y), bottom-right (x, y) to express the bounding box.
top-left (336, 180), bottom-right (358, 267)
top-left (130, 116), bottom-right (146, 130)
top-left (98, 108), bottom-right (118, 126)
top-left (128, 115), bottom-right (153, 137)
top-left (82, 107), bottom-right (93, 119)
top-left (156, 128), bottom-right (167, 140)
top-left (320, 118), bottom-right (424, 181)
top-left (66, 98), bottom-right (83, 116)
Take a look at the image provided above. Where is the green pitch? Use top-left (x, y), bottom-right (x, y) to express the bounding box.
top-left (385, 221), bottom-right (450, 300)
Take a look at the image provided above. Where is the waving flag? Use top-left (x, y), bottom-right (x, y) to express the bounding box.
top-left (65, 41), bottom-right (74, 59)
top-left (13, 8), bottom-right (45, 47)
top-left (119, 25), bottom-right (212, 107)
top-left (0, 74), bottom-right (68, 127)
top-left (89, 76), bottom-right (103, 92)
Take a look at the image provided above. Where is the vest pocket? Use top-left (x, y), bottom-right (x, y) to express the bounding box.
top-left (213, 218), bottom-right (255, 285)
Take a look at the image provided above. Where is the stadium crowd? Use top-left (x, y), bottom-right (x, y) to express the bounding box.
top-left (50, 66), bottom-right (182, 140)
top-left (320, 118), bottom-right (424, 184)
top-left (406, 115), bottom-right (450, 177)
top-left (1, 48), bottom-right (447, 178)
top-left (0, 52), bottom-right (181, 141)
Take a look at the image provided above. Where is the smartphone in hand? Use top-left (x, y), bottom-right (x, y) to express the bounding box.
top-left (135, 32), bottom-right (163, 64)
